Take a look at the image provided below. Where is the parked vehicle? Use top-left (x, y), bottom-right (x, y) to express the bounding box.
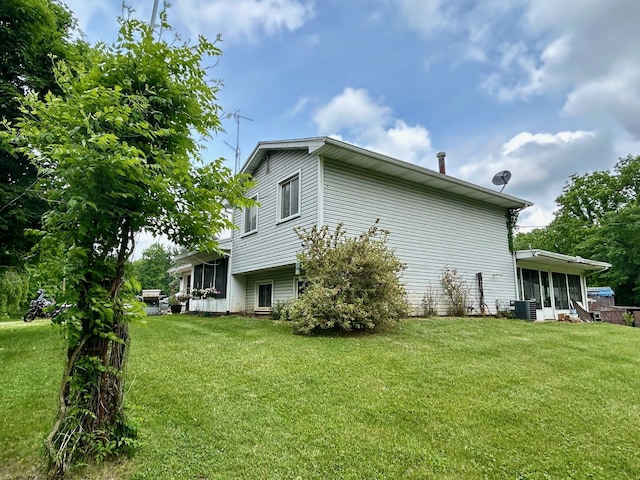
top-left (23, 289), bottom-right (61, 322)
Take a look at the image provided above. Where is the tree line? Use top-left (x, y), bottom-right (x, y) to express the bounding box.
top-left (515, 155), bottom-right (640, 306)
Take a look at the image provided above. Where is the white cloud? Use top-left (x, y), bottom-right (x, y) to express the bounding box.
top-left (502, 131), bottom-right (595, 156)
top-left (458, 129), bottom-right (613, 229)
top-left (396, 0), bottom-right (452, 34)
top-left (312, 88), bottom-right (432, 165)
top-left (174, 0), bottom-right (315, 42)
top-left (392, 0), bottom-right (640, 137)
top-left (313, 88), bottom-right (391, 135)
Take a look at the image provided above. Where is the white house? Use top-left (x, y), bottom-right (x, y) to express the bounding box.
top-left (172, 137), bottom-right (609, 320)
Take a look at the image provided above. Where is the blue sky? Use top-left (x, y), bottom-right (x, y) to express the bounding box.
top-left (62, 0), bottom-right (640, 254)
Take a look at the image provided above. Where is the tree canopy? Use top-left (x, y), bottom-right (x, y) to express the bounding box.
top-left (4, 9), bottom-right (254, 476)
top-left (131, 242), bottom-right (176, 294)
top-left (0, 0), bottom-right (80, 266)
top-left (515, 155), bottom-right (640, 305)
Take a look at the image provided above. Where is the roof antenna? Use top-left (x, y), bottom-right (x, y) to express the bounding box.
top-left (491, 170), bottom-right (512, 193)
top-left (150, 0), bottom-right (160, 29)
top-left (224, 110), bottom-right (253, 174)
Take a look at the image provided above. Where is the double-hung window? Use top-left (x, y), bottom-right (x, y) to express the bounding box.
top-left (243, 196), bottom-right (258, 234)
top-left (278, 173), bottom-right (300, 222)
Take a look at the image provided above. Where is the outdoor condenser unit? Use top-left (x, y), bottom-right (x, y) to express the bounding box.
top-left (514, 300), bottom-right (537, 321)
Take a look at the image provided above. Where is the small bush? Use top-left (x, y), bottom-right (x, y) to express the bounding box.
top-left (0, 270), bottom-right (29, 320)
top-left (271, 300), bottom-right (291, 321)
top-left (623, 312), bottom-right (635, 327)
top-left (421, 282), bottom-right (438, 317)
top-left (440, 268), bottom-right (470, 317)
top-left (287, 220), bottom-right (409, 335)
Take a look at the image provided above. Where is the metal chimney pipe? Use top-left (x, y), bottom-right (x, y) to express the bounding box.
top-left (437, 152), bottom-right (446, 174)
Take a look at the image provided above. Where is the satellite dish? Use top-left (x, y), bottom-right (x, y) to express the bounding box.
top-left (492, 170), bottom-right (512, 192)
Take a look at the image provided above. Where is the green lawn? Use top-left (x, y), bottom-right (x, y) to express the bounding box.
top-left (1, 316), bottom-right (639, 479)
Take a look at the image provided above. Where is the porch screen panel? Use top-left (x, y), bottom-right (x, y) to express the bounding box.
top-left (214, 258), bottom-right (228, 299)
top-left (193, 264), bottom-right (204, 290)
top-left (552, 272), bottom-right (570, 309)
top-left (521, 269), bottom-right (542, 308)
top-left (568, 274), bottom-right (581, 305)
top-left (203, 264), bottom-right (215, 288)
top-left (540, 271), bottom-right (551, 307)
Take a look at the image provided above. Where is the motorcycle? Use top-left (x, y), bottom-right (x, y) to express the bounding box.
top-left (23, 289), bottom-right (61, 322)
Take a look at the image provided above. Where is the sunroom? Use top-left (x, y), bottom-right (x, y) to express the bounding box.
top-left (515, 249), bottom-right (610, 321)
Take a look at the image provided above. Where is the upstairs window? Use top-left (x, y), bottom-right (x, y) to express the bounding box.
top-left (278, 173), bottom-right (300, 222)
top-left (243, 196), bottom-right (258, 234)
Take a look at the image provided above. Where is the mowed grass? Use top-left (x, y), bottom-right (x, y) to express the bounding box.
top-left (1, 316), bottom-right (639, 479)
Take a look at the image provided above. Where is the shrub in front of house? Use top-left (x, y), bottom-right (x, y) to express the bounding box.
top-left (283, 220), bottom-right (409, 334)
top-left (440, 267), bottom-right (470, 317)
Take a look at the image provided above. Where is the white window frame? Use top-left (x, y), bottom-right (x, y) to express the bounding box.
top-left (242, 195), bottom-right (258, 236)
top-left (277, 170), bottom-right (301, 224)
top-left (255, 281), bottom-right (274, 311)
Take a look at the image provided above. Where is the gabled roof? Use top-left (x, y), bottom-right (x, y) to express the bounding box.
top-left (241, 136), bottom-right (533, 210)
top-left (515, 249), bottom-right (611, 272)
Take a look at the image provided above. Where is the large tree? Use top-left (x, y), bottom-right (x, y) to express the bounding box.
top-left (131, 242), bottom-right (176, 294)
top-left (5, 10), bottom-right (254, 477)
top-left (0, 0), bottom-right (79, 266)
top-left (515, 155), bottom-right (640, 305)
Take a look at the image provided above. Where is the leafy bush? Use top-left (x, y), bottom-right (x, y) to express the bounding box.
top-left (271, 300), bottom-right (291, 320)
top-left (421, 282), bottom-right (438, 317)
top-left (623, 312), bottom-right (635, 327)
top-left (284, 220), bottom-right (409, 334)
top-left (440, 268), bottom-right (470, 317)
top-left (0, 270), bottom-right (29, 320)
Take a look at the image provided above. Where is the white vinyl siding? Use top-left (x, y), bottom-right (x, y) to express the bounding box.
top-left (322, 157), bottom-right (516, 315)
top-left (244, 269), bottom-right (296, 312)
top-left (232, 151), bottom-right (318, 274)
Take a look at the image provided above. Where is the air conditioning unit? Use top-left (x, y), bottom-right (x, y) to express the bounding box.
top-left (514, 300), bottom-right (537, 320)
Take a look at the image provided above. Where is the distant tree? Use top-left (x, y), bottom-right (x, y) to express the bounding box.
top-left (5, 10), bottom-right (254, 477)
top-left (131, 242), bottom-right (176, 294)
top-left (0, 0), bottom-right (81, 267)
top-left (515, 155), bottom-right (640, 305)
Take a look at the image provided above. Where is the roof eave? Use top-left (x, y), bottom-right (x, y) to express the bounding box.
top-left (515, 249), bottom-right (611, 271)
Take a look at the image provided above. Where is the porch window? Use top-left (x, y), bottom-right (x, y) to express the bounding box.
top-left (568, 274), bottom-right (582, 304)
top-left (257, 283), bottom-right (273, 309)
top-left (552, 272), bottom-right (570, 309)
top-left (521, 268), bottom-right (542, 308)
top-left (244, 196), bottom-right (258, 234)
top-left (192, 258), bottom-right (228, 298)
top-left (540, 271), bottom-right (551, 307)
top-left (278, 173), bottom-right (300, 221)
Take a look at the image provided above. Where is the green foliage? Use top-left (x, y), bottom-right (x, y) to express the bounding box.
top-left (3, 7), bottom-right (255, 477)
top-left (440, 267), bottom-right (470, 317)
top-left (283, 220), bottom-right (409, 334)
top-left (622, 312), bottom-right (635, 327)
top-left (0, 269), bottom-right (29, 319)
top-left (515, 155), bottom-right (640, 306)
top-left (421, 281), bottom-right (438, 317)
top-left (0, 0), bottom-right (82, 267)
top-left (130, 242), bottom-right (176, 294)
top-left (4, 317), bottom-right (640, 479)
top-left (271, 300), bottom-right (291, 320)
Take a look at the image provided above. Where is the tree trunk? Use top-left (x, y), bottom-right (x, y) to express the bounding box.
top-left (47, 314), bottom-right (133, 478)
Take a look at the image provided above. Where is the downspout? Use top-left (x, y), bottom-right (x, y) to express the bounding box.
top-left (318, 155), bottom-right (325, 225)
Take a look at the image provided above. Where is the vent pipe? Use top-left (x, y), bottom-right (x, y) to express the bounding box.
top-left (437, 151), bottom-right (446, 174)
